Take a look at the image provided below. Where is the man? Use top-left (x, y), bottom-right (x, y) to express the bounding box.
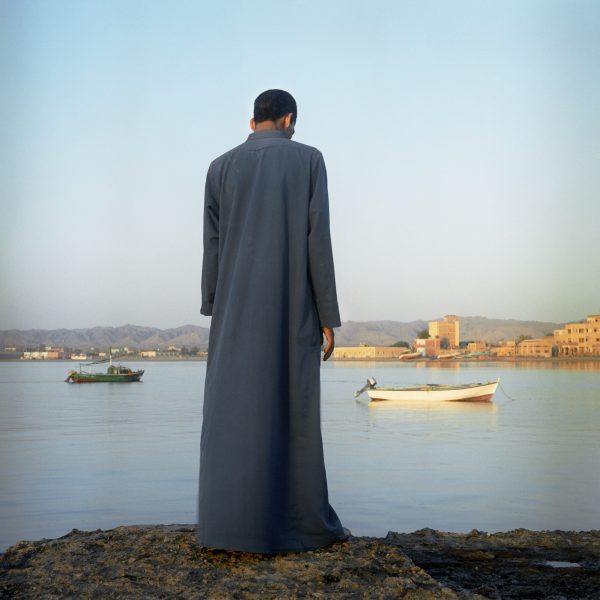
top-left (197, 89), bottom-right (349, 553)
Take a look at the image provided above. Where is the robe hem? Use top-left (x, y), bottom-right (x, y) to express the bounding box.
top-left (195, 530), bottom-right (349, 555)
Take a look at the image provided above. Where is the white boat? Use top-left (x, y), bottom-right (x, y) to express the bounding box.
top-left (354, 377), bottom-right (499, 402)
top-left (398, 352), bottom-right (423, 360)
top-left (436, 352), bottom-right (463, 360)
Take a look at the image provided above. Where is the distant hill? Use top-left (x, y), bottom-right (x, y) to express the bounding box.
top-left (336, 316), bottom-right (563, 346)
top-left (336, 320), bottom-right (428, 346)
top-left (0, 316), bottom-right (565, 350)
top-left (0, 324), bottom-right (211, 351)
top-left (458, 316), bottom-right (563, 344)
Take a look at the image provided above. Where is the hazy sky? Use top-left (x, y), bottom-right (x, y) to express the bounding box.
top-left (1, 0), bottom-right (599, 330)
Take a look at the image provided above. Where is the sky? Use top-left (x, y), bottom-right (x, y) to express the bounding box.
top-left (1, 0), bottom-right (599, 331)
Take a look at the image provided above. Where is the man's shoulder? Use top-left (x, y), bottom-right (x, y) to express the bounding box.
top-left (284, 139), bottom-right (323, 158)
top-left (208, 141), bottom-right (246, 171)
top-left (208, 137), bottom-right (324, 174)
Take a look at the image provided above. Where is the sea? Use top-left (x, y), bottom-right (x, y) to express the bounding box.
top-left (1, 359), bottom-right (599, 552)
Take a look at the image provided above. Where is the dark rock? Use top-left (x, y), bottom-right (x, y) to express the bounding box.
top-left (0, 525), bottom-right (483, 599)
top-left (385, 528), bottom-right (600, 599)
top-left (3, 525), bottom-right (600, 599)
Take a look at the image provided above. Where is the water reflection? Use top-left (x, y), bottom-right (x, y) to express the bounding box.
top-left (364, 398), bottom-right (498, 413)
top-left (360, 398), bottom-right (499, 431)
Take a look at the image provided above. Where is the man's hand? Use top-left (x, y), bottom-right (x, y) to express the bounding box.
top-left (321, 326), bottom-right (335, 361)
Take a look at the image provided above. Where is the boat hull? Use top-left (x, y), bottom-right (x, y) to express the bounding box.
top-left (366, 380), bottom-right (499, 402)
top-left (69, 371), bottom-right (144, 383)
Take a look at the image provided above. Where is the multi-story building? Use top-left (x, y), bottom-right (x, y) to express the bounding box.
top-left (554, 315), bottom-right (600, 356)
top-left (517, 336), bottom-right (556, 358)
top-left (428, 315), bottom-right (460, 348)
top-left (414, 337), bottom-right (441, 358)
top-left (467, 341), bottom-right (488, 353)
top-left (492, 341), bottom-right (516, 357)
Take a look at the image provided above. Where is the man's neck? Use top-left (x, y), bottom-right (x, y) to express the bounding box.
top-left (253, 120), bottom-right (280, 132)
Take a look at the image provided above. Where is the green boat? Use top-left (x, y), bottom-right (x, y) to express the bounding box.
top-left (65, 353), bottom-right (144, 383)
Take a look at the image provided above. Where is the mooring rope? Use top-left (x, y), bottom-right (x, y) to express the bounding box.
top-left (498, 380), bottom-right (519, 402)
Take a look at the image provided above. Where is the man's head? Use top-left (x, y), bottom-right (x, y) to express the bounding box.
top-left (250, 89), bottom-right (297, 139)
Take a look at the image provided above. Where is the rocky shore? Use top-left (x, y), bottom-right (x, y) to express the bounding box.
top-left (1, 525), bottom-right (599, 599)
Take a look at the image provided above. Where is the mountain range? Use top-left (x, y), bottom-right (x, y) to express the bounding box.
top-left (0, 316), bottom-right (565, 350)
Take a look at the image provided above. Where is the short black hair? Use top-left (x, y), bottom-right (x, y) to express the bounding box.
top-left (253, 89), bottom-right (297, 124)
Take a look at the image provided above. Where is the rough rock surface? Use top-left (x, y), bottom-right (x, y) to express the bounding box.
top-left (1, 524), bottom-right (599, 599)
top-left (387, 528), bottom-right (600, 599)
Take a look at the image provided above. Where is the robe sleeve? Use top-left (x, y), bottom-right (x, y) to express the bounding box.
top-left (308, 152), bottom-right (342, 328)
top-left (201, 164), bottom-right (219, 316)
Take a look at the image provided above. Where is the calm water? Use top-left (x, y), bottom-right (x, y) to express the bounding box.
top-left (1, 359), bottom-right (599, 551)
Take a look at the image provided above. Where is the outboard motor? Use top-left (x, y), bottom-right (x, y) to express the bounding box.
top-left (354, 376), bottom-right (377, 397)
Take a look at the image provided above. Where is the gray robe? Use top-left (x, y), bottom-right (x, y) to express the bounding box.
top-left (196, 129), bottom-right (345, 553)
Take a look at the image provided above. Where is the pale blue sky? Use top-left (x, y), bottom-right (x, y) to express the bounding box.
top-left (1, 0), bottom-right (599, 330)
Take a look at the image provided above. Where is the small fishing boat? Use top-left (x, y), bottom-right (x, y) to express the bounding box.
top-left (436, 351), bottom-right (463, 360)
top-left (65, 353), bottom-right (144, 383)
top-left (398, 352), bottom-right (423, 361)
top-left (354, 377), bottom-right (499, 402)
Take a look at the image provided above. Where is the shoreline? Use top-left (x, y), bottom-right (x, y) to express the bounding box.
top-left (2, 525), bottom-right (599, 599)
top-left (3, 356), bottom-right (600, 363)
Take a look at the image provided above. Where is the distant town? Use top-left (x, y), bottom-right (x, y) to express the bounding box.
top-left (333, 314), bottom-right (600, 360)
top-left (1, 313), bottom-right (599, 362)
top-left (3, 346), bottom-right (207, 361)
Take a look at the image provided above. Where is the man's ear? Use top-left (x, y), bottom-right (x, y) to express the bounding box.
top-left (283, 113), bottom-right (292, 129)
top-left (250, 118), bottom-right (256, 131)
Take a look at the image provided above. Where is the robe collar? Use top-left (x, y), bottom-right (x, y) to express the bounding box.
top-left (247, 130), bottom-right (289, 141)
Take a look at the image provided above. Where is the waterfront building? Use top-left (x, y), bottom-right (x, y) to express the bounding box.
top-left (428, 315), bottom-right (460, 348)
top-left (332, 345), bottom-right (411, 360)
top-left (413, 337), bottom-right (441, 358)
top-left (554, 315), bottom-right (600, 356)
top-left (492, 341), bottom-right (516, 357)
top-left (22, 351), bottom-right (49, 360)
top-left (517, 336), bottom-right (556, 358)
top-left (157, 348), bottom-right (182, 357)
top-left (467, 341), bottom-right (488, 353)
top-left (140, 350), bottom-right (157, 358)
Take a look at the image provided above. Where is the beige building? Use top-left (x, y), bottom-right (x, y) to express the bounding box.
top-left (140, 350), bottom-right (157, 358)
top-left (157, 348), bottom-right (182, 357)
top-left (467, 341), bottom-right (488, 353)
top-left (492, 341), bottom-right (516, 357)
top-left (554, 315), bottom-right (600, 356)
top-left (22, 351), bottom-right (49, 360)
top-left (428, 315), bottom-right (460, 348)
top-left (413, 337), bottom-right (441, 358)
top-left (333, 345), bottom-right (410, 360)
top-left (517, 336), bottom-right (556, 358)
